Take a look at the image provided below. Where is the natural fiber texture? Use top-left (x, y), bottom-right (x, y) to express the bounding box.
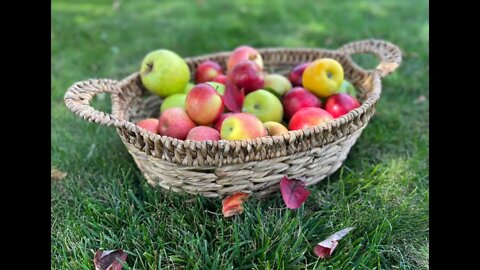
top-left (65, 39), bottom-right (401, 198)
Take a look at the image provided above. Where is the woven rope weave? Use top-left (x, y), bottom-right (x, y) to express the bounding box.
top-left (65, 39), bottom-right (401, 198)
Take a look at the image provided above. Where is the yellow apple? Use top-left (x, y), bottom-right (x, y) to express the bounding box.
top-left (302, 58), bottom-right (344, 98)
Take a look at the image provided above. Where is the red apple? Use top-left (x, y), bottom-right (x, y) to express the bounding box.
top-left (136, 118), bottom-right (159, 134)
top-left (158, 108), bottom-right (196, 139)
top-left (186, 83), bottom-right (224, 125)
top-left (288, 62), bottom-right (310, 87)
top-left (186, 126), bottom-right (220, 141)
top-left (227, 45), bottom-right (263, 71)
top-left (195, 60), bottom-right (223, 84)
top-left (288, 107), bottom-right (333, 130)
top-left (282, 87), bottom-right (322, 119)
top-left (212, 74), bottom-right (227, 85)
top-left (228, 60), bottom-right (264, 94)
top-left (325, 93), bottom-right (361, 118)
top-left (213, 112), bottom-right (235, 132)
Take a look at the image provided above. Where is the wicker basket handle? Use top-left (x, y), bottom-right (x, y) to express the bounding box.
top-left (64, 79), bottom-right (131, 128)
top-left (338, 39), bottom-right (401, 78)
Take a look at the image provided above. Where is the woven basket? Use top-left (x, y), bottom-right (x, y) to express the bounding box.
top-left (65, 39), bottom-right (401, 198)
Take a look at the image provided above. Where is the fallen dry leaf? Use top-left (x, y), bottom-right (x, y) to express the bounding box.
top-left (222, 192), bottom-right (249, 217)
top-left (94, 249), bottom-right (127, 270)
top-left (314, 227), bottom-right (354, 259)
top-left (112, 0), bottom-right (121, 11)
top-left (280, 176), bottom-right (311, 209)
top-left (51, 167), bottom-right (67, 181)
top-left (414, 95), bottom-right (427, 104)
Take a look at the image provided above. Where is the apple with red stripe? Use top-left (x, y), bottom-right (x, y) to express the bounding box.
top-left (227, 45), bottom-right (263, 71)
top-left (186, 126), bottom-right (220, 141)
top-left (186, 83), bottom-right (224, 125)
top-left (158, 108), bottom-right (196, 140)
top-left (195, 60), bottom-right (224, 84)
top-left (289, 107), bottom-right (333, 130)
top-left (282, 87), bottom-right (322, 120)
top-left (136, 118), bottom-right (159, 134)
top-left (228, 60), bottom-right (264, 94)
top-left (325, 93), bottom-right (360, 118)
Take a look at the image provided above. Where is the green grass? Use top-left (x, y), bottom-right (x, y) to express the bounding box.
top-left (51, 0), bottom-right (429, 269)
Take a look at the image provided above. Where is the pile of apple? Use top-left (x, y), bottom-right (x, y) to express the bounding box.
top-left (136, 45), bottom-right (360, 141)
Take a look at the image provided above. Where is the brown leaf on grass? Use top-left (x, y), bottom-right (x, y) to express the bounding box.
top-left (313, 227), bottom-right (354, 259)
top-left (51, 167), bottom-right (67, 180)
top-left (112, 0), bottom-right (121, 11)
top-left (414, 95), bottom-right (427, 104)
top-left (222, 192), bottom-right (249, 217)
top-left (94, 249), bottom-right (127, 270)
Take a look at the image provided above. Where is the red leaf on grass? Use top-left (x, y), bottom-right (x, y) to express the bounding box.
top-left (313, 227), bottom-right (354, 259)
top-left (94, 249), bottom-right (127, 270)
top-left (222, 192), bottom-right (249, 217)
top-left (222, 81), bottom-right (245, 112)
top-left (280, 176), bottom-right (311, 209)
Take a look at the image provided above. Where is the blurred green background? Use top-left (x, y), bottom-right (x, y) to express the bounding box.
top-left (52, 0), bottom-right (428, 269)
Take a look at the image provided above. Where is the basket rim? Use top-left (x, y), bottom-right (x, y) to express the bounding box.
top-left (117, 71), bottom-right (380, 145)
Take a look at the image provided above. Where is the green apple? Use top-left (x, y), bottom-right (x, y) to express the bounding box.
top-left (263, 74), bottom-right (292, 96)
top-left (140, 49), bottom-right (190, 97)
top-left (183, 82), bottom-right (195, 94)
top-left (206, 82), bottom-right (225, 95)
top-left (338, 80), bottom-right (357, 98)
top-left (160, 93), bottom-right (187, 113)
top-left (242, 89), bottom-right (283, 122)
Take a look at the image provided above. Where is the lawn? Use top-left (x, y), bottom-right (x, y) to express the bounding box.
top-left (51, 0), bottom-right (429, 269)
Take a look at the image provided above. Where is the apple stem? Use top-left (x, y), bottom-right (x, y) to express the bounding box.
top-left (145, 62), bottom-right (154, 74)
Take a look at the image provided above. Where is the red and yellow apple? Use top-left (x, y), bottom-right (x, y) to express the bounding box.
top-left (186, 83), bottom-right (224, 125)
top-left (263, 121), bottom-right (289, 136)
top-left (220, 113), bottom-right (267, 140)
top-left (158, 108), bottom-right (196, 139)
top-left (136, 118), bottom-right (159, 134)
top-left (242, 89), bottom-right (283, 122)
top-left (186, 126), bottom-right (221, 141)
top-left (213, 112), bottom-right (235, 132)
top-left (282, 87), bottom-right (322, 119)
top-left (195, 60), bottom-right (224, 84)
top-left (288, 107), bottom-right (333, 130)
top-left (325, 93), bottom-right (360, 118)
top-left (227, 46), bottom-right (263, 71)
top-left (302, 58), bottom-right (344, 98)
